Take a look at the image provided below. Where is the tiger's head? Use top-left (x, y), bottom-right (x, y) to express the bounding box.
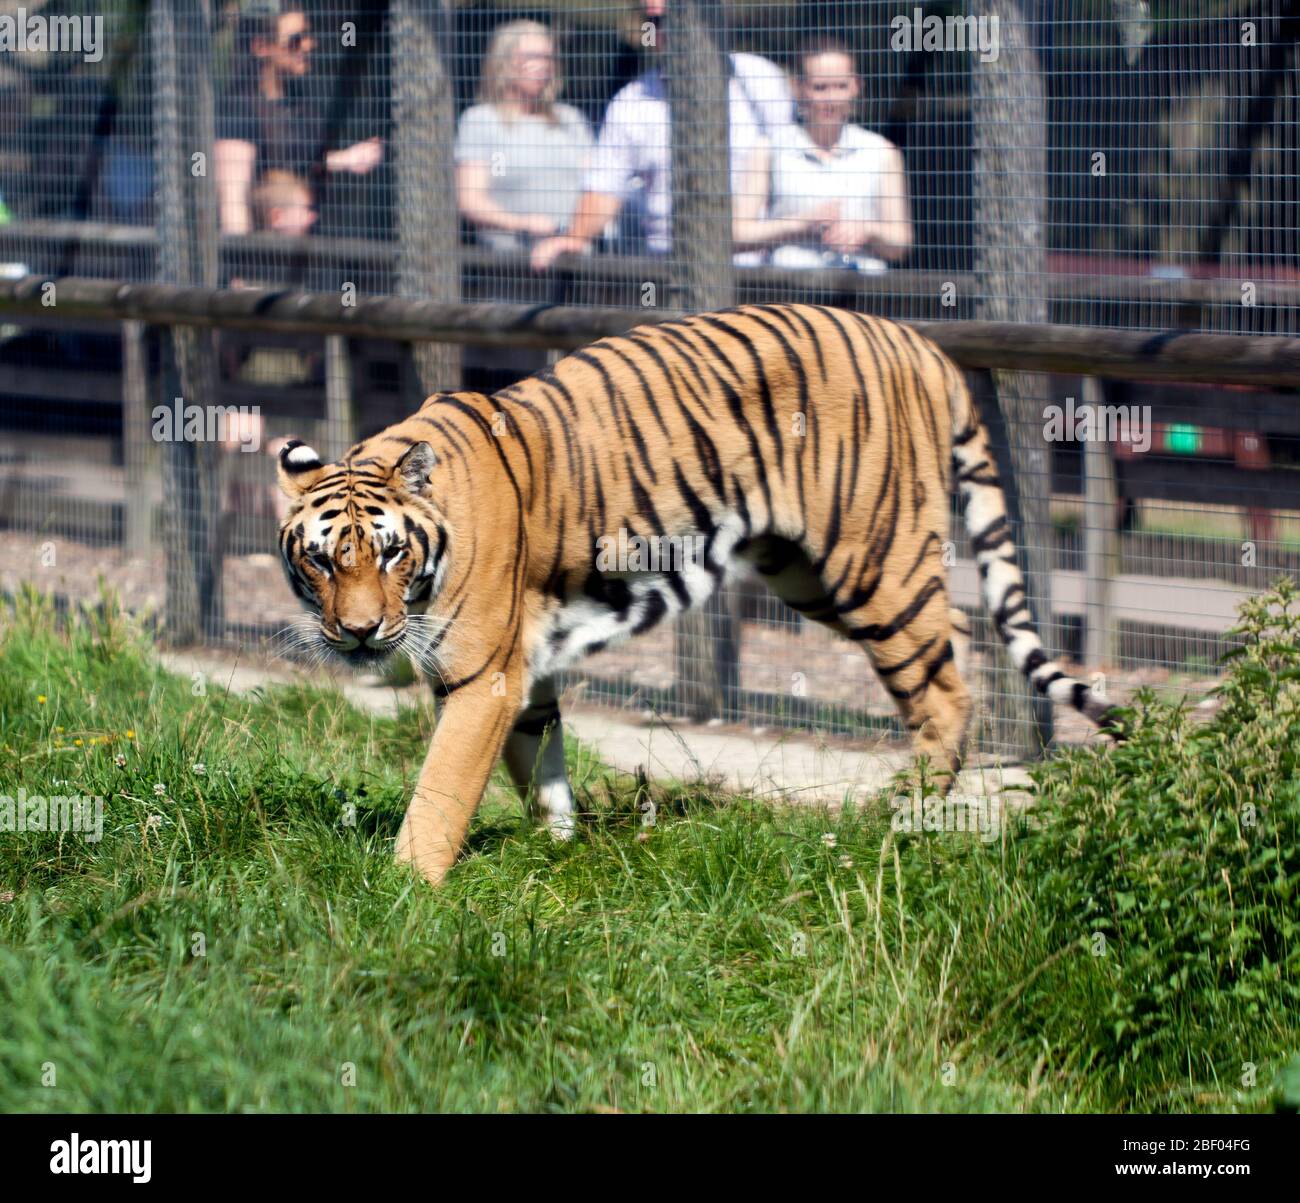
top-left (276, 439), bottom-right (450, 667)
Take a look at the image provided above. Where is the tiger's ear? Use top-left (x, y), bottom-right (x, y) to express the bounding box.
top-left (392, 442), bottom-right (437, 497)
top-left (277, 440), bottom-right (328, 498)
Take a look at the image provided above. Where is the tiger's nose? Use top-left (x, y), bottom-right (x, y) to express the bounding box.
top-left (340, 620), bottom-right (382, 647)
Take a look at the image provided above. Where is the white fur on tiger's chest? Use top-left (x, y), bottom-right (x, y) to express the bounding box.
top-left (527, 516), bottom-right (748, 683)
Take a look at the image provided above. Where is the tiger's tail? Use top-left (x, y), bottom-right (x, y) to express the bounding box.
top-left (944, 364), bottom-right (1122, 735)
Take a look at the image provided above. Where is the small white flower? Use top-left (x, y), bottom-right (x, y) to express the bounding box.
top-left (114, 754), bottom-right (127, 768)
top-left (153, 783), bottom-right (166, 796)
top-left (839, 855), bottom-right (854, 870)
top-left (145, 814), bottom-right (163, 830)
top-left (192, 763), bottom-right (206, 776)
top-left (821, 832), bottom-right (837, 849)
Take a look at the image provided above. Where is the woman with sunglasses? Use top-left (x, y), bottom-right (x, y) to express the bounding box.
top-left (214, 7), bottom-right (384, 235)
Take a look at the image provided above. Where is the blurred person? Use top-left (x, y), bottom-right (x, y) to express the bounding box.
top-left (214, 4), bottom-right (383, 235)
top-left (456, 20), bottom-right (594, 391)
top-left (732, 38), bottom-right (912, 272)
top-left (103, 139), bottom-right (154, 225)
top-left (226, 171), bottom-right (316, 286)
top-left (217, 410), bottom-right (280, 527)
top-left (530, 0), bottom-right (791, 270)
top-left (455, 20), bottom-right (593, 253)
top-left (223, 172), bottom-right (321, 385)
top-left (730, 48), bottom-right (795, 140)
top-left (251, 169), bottom-right (317, 238)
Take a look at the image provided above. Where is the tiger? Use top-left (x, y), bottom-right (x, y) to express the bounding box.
top-left (277, 302), bottom-right (1118, 886)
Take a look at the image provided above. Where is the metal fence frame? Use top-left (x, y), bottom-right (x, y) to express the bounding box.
top-left (2, 0), bottom-right (1298, 761)
top-left (3, 272), bottom-right (1296, 759)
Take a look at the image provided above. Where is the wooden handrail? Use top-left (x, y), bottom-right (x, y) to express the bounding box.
top-left (2, 275), bottom-right (1298, 385)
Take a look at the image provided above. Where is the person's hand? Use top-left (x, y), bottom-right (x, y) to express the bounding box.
top-left (799, 199), bottom-right (841, 234)
top-left (327, 137), bottom-right (384, 175)
top-left (515, 213), bottom-right (560, 239)
top-left (824, 217), bottom-right (870, 255)
top-left (531, 234), bottom-right (586, 272)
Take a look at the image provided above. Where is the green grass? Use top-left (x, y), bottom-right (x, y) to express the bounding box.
top-left (0, 583), bottom-right (1297, 1113)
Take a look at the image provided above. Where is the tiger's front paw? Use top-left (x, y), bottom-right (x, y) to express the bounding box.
top-left (535, 782), bottom-right (576, 841)
top-left (394, 810), bottom-right (454, 886)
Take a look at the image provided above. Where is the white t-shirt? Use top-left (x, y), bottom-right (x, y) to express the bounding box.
top-left (584, 64), bottom-right (767, 254)
top-left (767, 123), bottom-right (898, 273)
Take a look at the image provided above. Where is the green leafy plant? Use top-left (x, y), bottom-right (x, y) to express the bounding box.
top-left (1014, 578), bottom-right (1300, 1088)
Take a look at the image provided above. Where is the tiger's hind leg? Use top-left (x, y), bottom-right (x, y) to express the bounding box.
top-left (834, 569), bottom-right (972, 791)
top-left (949, 606), bottom-right (972, 683)
top-left (502, 680), bottom-right (576, 840)
top-left (747, 538), bottom-right (972, 788)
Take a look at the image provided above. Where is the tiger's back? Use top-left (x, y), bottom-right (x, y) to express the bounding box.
top-left (502, 305), bottom-right (959, 679)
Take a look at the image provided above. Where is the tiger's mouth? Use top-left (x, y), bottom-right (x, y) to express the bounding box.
top-left (320, 619), bottom-right (410, 665)
top-left (331, 641), bottom-right (397, 668)
top-left (291, 618), bottom-right (404, 669)
top-left (283, 612), bottom-right (449, 680)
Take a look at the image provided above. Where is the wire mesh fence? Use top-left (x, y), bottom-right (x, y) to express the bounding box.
top-left (1, 1), bottom-right (1298, 763)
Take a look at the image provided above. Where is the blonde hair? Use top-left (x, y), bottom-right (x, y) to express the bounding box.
top-left (251, 170), bottom-right (312, 226)
top-left (477, 19), bottom-right (562, 123)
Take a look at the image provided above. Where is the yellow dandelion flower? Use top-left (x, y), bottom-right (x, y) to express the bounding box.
top-left (37, 696), bottom-right (47, 705)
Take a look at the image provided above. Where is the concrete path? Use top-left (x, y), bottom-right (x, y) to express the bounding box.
top-left (560, 708), bottom-right (1032, 807)
top-left (159, 649), bottom-right (1034, 810)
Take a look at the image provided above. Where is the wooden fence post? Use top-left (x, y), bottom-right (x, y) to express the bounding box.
top-left (392, 0), bottom-right (460, 402)
top-left (324, 335), bottom-right (354, 462)
top-left (1082, 376), bottom-right (1118, 669)
top-left (971, 0), bottom-right (1054, 755)
top-left (665, 0), bottom-right (740, 721)
top-left (153, 0), bottom-right (223, 643)
top-left (121, 319), bottom-right (155, 557)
